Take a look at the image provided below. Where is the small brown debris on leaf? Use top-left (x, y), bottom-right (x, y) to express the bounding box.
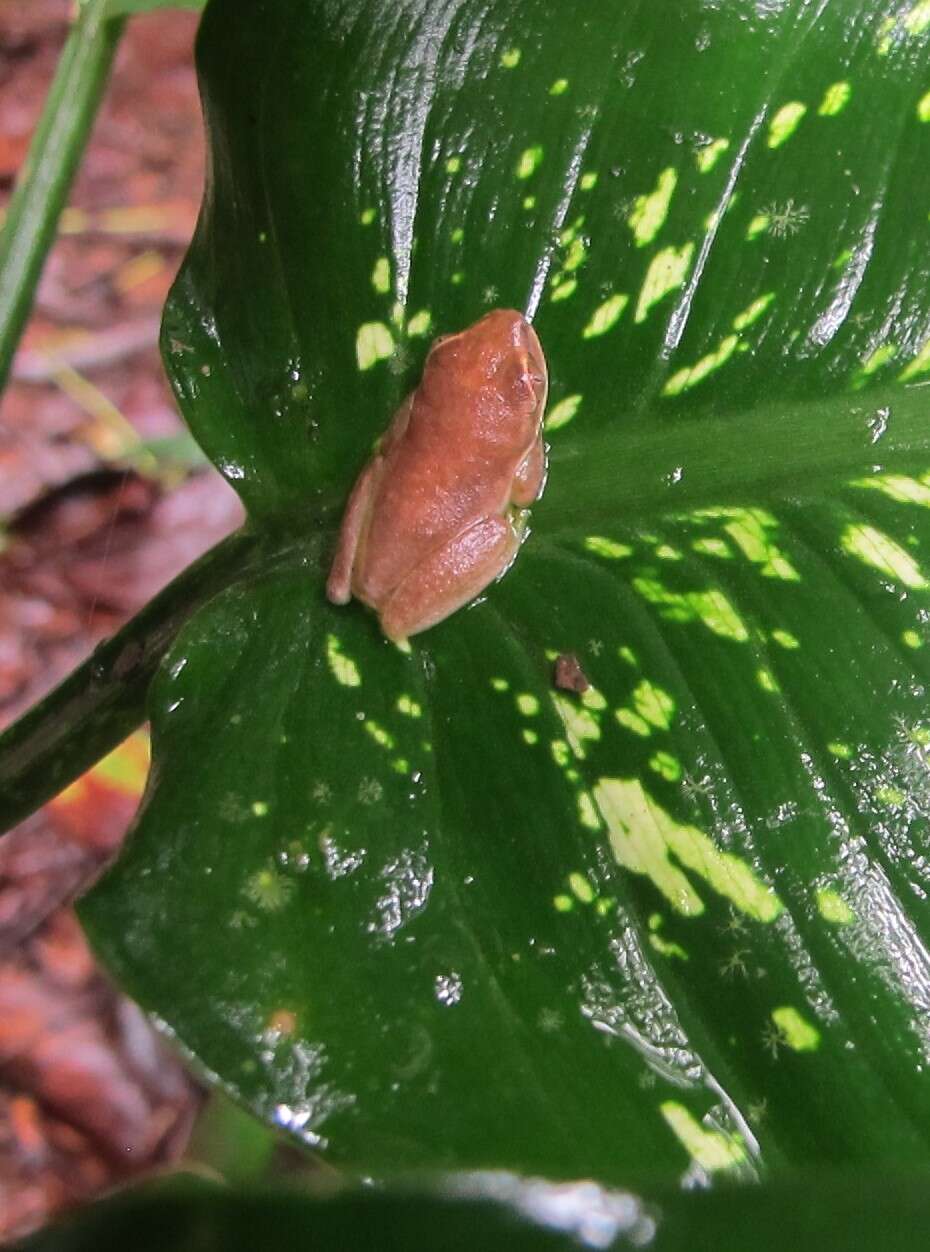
top-left (553, 652), bottom-right (589, 693)
top-left (265, 1008), bottom-right (298, 1038)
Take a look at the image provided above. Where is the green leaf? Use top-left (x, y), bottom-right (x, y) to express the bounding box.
top-left (81, 0), bottom-right (930, 1182)
top-left (19, 1175), bottom-right (930, 1251)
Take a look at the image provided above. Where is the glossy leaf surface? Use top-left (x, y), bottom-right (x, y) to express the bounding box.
top-left (83, 0), bottom-right (930, 1182)
top-left (21, 1174), bottom-right (930, 1252)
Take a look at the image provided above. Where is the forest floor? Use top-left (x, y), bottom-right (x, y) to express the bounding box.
top-left (0, 4), bottom-right (244, 1238)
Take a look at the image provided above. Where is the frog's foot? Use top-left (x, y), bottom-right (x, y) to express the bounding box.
top-left (379, 516), bottom-right (520, 640)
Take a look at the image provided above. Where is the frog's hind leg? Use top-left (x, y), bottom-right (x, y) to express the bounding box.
top-left (326, 459), bottom-right (382, 605)
top-left (379, 516), bottom-right (520, 641)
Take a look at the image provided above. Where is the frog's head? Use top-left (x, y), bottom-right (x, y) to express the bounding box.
top-left (425, 309), bottom-right (548, 435)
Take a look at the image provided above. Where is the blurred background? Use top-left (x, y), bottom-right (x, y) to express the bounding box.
top-left (0, 2), bottom-right (248, 1238)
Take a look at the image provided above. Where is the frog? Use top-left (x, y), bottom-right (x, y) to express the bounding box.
top-left (326, 307), bottom-right (548, 641)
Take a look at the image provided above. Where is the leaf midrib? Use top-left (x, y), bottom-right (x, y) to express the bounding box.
top-left (541, 382), bottom-right (930, 531)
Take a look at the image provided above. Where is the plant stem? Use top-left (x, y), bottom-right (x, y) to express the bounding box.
top-left (0, 0), bottom-right (125, 392)
top-left (0, 528), bottom-right (270, 836)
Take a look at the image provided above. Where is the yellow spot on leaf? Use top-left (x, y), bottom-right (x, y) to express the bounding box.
top-left (818, 81), bottom-right (851, 116)
top-left (852, 342), bottom-right (897, 388)
top-left (568, 872), bottom-right (595, 903)
top-left (371, 257), bottom-right (390, 294)
top-left (580, 171), bottom-right (598, 190)
top-left (767, 101), bottom-right (807, 149)
top-left (919, 90), bottom-right (930, 122)
top-left (816, 887), bottom-right (855, 924)
top-left (771, 1005), bottom-right (821, 1052)
top-left (757, 668), bottom-right (779, 693)
top-left (663, 334), bottom-right (739, 396)
top-left (647, 913), bottom-right (688, 959)
top-left (365, 719), bottom-right (395, 749)
top-left (900, 336), bottom-right (930, 381)
top-left (360, 207), bottom-right (376, 226)
top-left (745, 213), bottom-right (769, 241)
top-left (549, 78), bottom-right (569, 95)
top-left (649, 932), bottom-right (688, 959)
top-left (827, 741), bottom-right (852, 758)
top-left (585, 536), bottom-right (632, 559)
top-left (583, 685), bottom-right (607, 711)
top-left (516, 146), bottom-right (543, 179)
top-left (695, 138), bottom-right (729, 173)
top-left (632, 679), bottom-right (675, 729)
top-left (407, 310), bottom-right (432, 337)
top-left (578, 791), bottom-right (600, 829)
top-left (355, 322), bottom-right (394, 370)
top-left (633, 578), bottom-right (749, 642)
top-left (563, 237), bottom-right (586, 272)
top-left (853, 473), bottom-right (930, 507)
top-left (550, 277), bottom-right (578, 302)
top-left (771, 629), bottom-right (799, 649)
top-left (732, 292), bottom-right (775, 331)
top-left (500, 47), bottom-right (521, 68)
top-left (877, 784), bottom-right (906, 808)
top-left (628, 167), bottom-right (678, 246)
top-left (692, 537), bottom-right (731, 559)
top-left (697, 507), bottom-right (800, 581)
top-left (516, 693), bottom-right (540, 716)
top-left (660, 1102), bottom-right (747, 1172)
top-left (840, 523), bottom-right (928, 588)
top-left (635, 243), bottom-right (694, 323)
top-left (551, 739), bottom-right (571, 768)
top-left (649, 751), bottom-right (682, 781)
top-left (616, 708), bottom-right (651, 737)
top-left (544, 394), bottom-right (582, 431)
top-left (903, 629), bottom-right (923, 648)
top-left (326, 634), bottom-right (361, 686)
top-left (552, 694), bottom-right (601, 759)
top-left (582, 293), bottom-right (629, 339)
top-left (594, 777), bottom-right (782, 919)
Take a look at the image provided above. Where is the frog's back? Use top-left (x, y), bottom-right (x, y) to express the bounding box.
top-left (353, 400), bottom-right (517, 604)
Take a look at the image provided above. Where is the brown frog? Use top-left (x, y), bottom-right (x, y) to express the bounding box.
top-left (326, 308), bottom-right (548, 640)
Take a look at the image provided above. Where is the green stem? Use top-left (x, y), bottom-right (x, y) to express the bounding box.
top-left (0, 528), bottom-right (269, 835)
top-left (0, 0), bottom-right (125, 391)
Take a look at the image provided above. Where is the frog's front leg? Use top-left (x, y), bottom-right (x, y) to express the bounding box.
top-left (326, 457), bottom-right (383, 605)
top-left (511, 435), bottom-right (546, 506)
top-left (379, 515), bottom-right (520, 641)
